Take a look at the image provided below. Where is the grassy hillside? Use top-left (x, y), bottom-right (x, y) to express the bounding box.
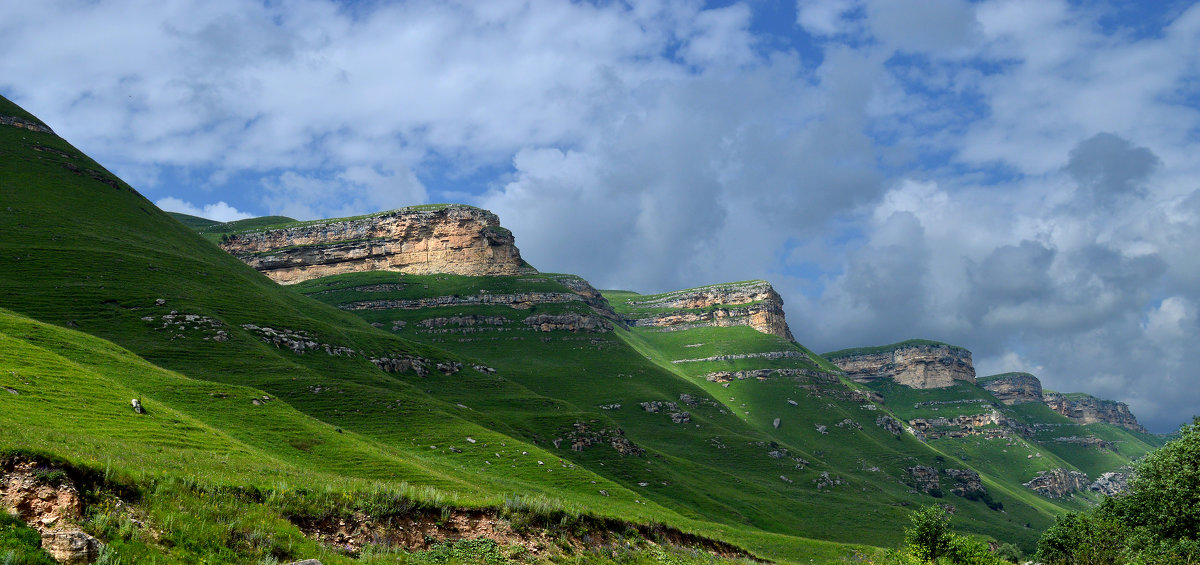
top-left (0, 94), bottom-right (859, 562)
top-left (298, 272), bottom-right (899, 553)
top-left (0, 92), bottom-right (1167, 563)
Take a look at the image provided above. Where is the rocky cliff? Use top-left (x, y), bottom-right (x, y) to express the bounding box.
top-left (975, 372), bottom-right (1147, 432)
top-left (1043, 392), bottom-right (1147, 433)
top-left (979, 372), bottom-right (1044, 405)
top-left (623, 281), bottom-right (795, 340)
top-left (825, 340), bottom-right (976, 389)
top-left (221, 205), bottom-right (535, 284)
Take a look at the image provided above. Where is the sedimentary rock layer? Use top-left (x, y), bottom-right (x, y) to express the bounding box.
top-left (221, 205), bottom-right (534, 284)
top-left (981, 372), bottom-right (1147, 432)
top-left (625, 281), bottom-right (795, 340)
top-left (979, 372), bottom-right (1043, 405)
top-left (827, 342), bottom-right (976, 389)
top-left (1043, 392), bottom-right (1147, 433)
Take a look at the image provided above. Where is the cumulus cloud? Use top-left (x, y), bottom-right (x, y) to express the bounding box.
top-left (3, 0), bottom-right (1200, 432)
top-left (260, 166), bottom-right (428, 221)
top-left (1065, 132), bottom-right (1160, 207)
top-left (155, 197), bottom-right (252, 222)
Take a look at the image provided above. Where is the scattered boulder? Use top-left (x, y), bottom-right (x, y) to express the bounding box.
top-left (669, 412), bottom-right (691, 424)
top-left (1024, 468), bottom-right (1089, 499)
top-left (907, 466), bottom-right (941, 495)
top-left (814, 472), bottom-right (843, 489)
top-left (42, 528), bottom-right (103, 564)
top-left (1089, 469), bottom-right (1133, 496)
top-left (285, 560), bottom-right (324, 565)
top-left (876, 415), bottom-right (903, 436)
top-left (944, 469), bottom-right (985, 497)
top-left (835, 418), bottom-right (862, 430)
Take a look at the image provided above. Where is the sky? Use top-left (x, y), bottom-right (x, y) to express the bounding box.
top-left (2, 0), bottom-right (1199, 433)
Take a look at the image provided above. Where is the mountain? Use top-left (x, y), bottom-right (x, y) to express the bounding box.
top-left (0, 93), bottom-right (1166, 564)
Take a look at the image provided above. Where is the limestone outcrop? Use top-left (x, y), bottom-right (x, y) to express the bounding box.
top-left (1043, 392), bottom-right (1147, 433)
top-left (221, 205), bottom-right (535, 284)
top-left (826, 341), bottom-right (976, 389)
top-left (1024, 468), bottom-right (1089, 499)
top-left (979, 372), bottom-right (1043, 405)
top-left (979, 372), bottom-right (1147, 432)
top-left (624, 281), bottom-right (795, 340)
top-left (1089, 469), bottom-right (1132, 496)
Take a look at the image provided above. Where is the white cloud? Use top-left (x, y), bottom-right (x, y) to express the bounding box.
top-left (155, 197), bottom-right (252, 222)
top-left (261, 166), bottom-right (428, 221)
top-left (4, 0), bottom-right (1200, 432)
top-left (796, 0), bottom-right (862, 37)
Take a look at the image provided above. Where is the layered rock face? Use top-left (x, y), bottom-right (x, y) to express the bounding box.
top-left (980, 372), bottom-right (1146, 431)
top-left (980, 372), bottom-right (1044, 405)
top-left (221, 205), bottom-right (534, 284)
top-left (625, 281), bottom-right (795, 340)
top-left (1043, 393), bottom-right (1147, 433)
top-left (1024, 468), bottom-right (1090, 499)
top-left (828, 342), bottom-right (976, 389)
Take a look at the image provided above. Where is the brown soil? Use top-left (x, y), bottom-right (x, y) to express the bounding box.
top-left (291, 507), bottom-right (761, 561)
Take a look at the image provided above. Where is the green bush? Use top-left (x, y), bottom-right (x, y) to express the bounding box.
top-left (0, 512), bottom-right (58, 565)
top-left (905, 506), bottom-right (952, 563)
top-left (944, 535), bottom-right (1001, 565)
top-left (1036, 419), bottom-right (1200, 564)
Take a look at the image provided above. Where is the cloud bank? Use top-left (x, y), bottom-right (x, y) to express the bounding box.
top-left (2, 0), bottom-right (1199, 431)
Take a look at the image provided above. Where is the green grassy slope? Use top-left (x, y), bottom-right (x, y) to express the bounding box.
top-left (297, 272), bottom-right (881, 556)
top-left (0, 306), bottom-right (780, 564)
top-left (603, 292), bottom-right (1073, 551)
top-left (0, 95), bottom-right (855, 562)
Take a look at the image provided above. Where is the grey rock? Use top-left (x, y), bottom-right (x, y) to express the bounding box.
top-left (41, 529), bottom-right (102, 564)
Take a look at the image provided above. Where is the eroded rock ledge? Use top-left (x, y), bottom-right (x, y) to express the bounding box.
top-left (221, 205), bottom-right (535, 284)
top-left (981, 372), bottom-right (1146, 432)
top-left (1043, 392), bottom-right (1146, 433)
top-left (825, 341), bottom-right (976, 389)
top-left (624, 281), bottom-right (795, 340)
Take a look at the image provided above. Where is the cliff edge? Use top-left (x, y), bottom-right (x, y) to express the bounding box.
top-left (824, 340), bottom-right (976, 389)
top-left (980, 372), bottom-right (1147, 432)
top-left (620, 281), bottom-right (795, 341)
top-left (220, 205), bottom-right (535, 284)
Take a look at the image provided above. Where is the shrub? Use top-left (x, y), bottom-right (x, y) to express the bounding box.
top-left (1035, 419), bottom-right (1200, 564)
top-left (905, 506), bottom-right (952, 563)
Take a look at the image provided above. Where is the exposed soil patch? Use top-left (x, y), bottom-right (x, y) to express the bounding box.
top-left (291, 507), bottom-right (759, 561)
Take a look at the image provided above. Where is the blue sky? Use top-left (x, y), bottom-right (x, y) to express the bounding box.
top-left (3, 0), bottom-right (1200, 432)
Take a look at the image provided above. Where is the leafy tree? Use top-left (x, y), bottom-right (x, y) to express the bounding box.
top-left (1113, 419), bottom-right (1200, 540)
top-left (906, 506), bottom-right (953, 563)
top-left (992, 542), bottom-right (1022, 564)
top-left (1036, 419), bottom-right (1200, 564)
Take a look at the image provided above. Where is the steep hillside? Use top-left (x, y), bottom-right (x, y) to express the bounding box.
top-left (299, 273), bottom-right (948, 549)
top-left (0, 94), bottom-right (850, 562)
top-left (601, 288), bottom-right (1075, 550)
top-left (1, 92), bottom-right (1168, 563)
top-left (824, 341), bottom-right (1162, 509)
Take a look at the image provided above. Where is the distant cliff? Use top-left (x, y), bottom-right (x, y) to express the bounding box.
top-left (824, 340), bottom-right (976, 389)
top-left (978, 372), bottom-right (1044, 405)
top-left (1043, 392), bottom-right (1146, 433)
top-left (980, 372), bottom-right (1146, 432)
top-left (220, 205), bottom-right (534, 284)
top-left (621, 281), bottom-right (795, 340)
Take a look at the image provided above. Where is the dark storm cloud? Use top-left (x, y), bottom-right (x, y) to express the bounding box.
top-left (1066, 132), bottom-right (1161, 206)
